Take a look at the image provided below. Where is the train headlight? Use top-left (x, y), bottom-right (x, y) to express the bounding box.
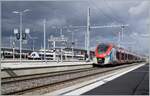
top-left (103, 53), bottom-right (106, 57)
top-left (98, 58), bottom-right (101, 60)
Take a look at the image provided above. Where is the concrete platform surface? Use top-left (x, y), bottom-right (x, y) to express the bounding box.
top-left (1, 61), bottom-right (93, 78)
top-left (44, 63), bottom-right (147, 95)
top-left (1, 61), bottom-right (92, 69)
top-left (83, 63), bottom-right (149, 95)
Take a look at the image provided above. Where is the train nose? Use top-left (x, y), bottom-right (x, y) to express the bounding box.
top-left (99, 53), bottom-right (106, 58)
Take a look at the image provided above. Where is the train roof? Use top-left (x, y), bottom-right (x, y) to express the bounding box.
top-left (96, 43), bottom-right (145, 56)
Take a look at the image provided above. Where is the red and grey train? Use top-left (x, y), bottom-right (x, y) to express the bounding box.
top-left (93, 43), bottom-right (145, 65)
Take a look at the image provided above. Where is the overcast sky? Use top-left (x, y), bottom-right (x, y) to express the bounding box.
top-left (1, 0), bottom-right (150, 55)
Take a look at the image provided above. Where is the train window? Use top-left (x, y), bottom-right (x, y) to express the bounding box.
top-left (97, 44), bottom-right (109, 54)
top-left (116, 51), bottom-right (118, 59)
top-left (121, 53), bottom-right (124, 60)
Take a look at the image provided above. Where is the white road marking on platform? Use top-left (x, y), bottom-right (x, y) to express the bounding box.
top-left (44, 63), bottom-right (146, 95)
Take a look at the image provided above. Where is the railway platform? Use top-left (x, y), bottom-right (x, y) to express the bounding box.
top-left (46, 62), bottom-right (148, 95)
top-left (1, 60), bottom-right (93, 78)
top-left (1, 60), bottom-right (92, 69)
top-left (83, 63), bottom-right (149, 95)
top-left (1, 62), bottom-right (148, 95)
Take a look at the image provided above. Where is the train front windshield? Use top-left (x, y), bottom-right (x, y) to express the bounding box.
top-left (97, 44), bottom-right (109, 54)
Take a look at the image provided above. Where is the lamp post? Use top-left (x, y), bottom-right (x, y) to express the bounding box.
top-left (71, 31), bottom-right (74, 61)
top-left (10, 36), bottom-right (16, 60)
top-left (13, 9), bottom-right (30, 64)
top-left (43, 19), bottom-right (47, 63)
top-left (118, 31), bottom-right (121, 47)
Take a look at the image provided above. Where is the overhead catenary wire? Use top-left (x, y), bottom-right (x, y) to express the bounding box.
top-left (87, 1), bottom-right (119, 41)
top-left (87, 0), bottom-right (141, 52)
top-left (103, 0), bottom-right (125, 24)
top-left (90, 0), bottom-right (134, 33)
top-left (88, 0), bottom-right (119, 24)
top-left (90, 0), bottom-right (131, 39)
top-left (103, 0), bottom-right (138, 49)
top-left (103, 0), bottom-right (135, 33)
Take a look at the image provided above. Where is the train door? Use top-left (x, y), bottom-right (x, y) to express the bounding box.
top-left (112, 48), bottom-right (117, 63)
top-left (116, 50), bottom-right (119, 62)
top-left (116, 50), bottom-right (121, 63)
top-left (120, 50), bottom-right (123, 63)
top-left (122, 50), bottom-right (125, 63)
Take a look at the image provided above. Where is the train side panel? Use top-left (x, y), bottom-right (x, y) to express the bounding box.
top-left (93, 43), bottom-right (146, 66)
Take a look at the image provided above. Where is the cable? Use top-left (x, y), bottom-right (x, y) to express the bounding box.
top-left (103, 0), bottom-right (134, 33)
top-left (91, 0), bottom-right (134, 35)
top-left (88, 0), bottom-right (118, 23)
top-left (103, 0), bottom-right (125, 23)
top-left (91, 1), bottom-right (122, 24)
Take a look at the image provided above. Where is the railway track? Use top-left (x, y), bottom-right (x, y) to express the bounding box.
top-left (2, 67), bottom-right (94, 84)
top-left (2, 63), bottom-right (140, 95)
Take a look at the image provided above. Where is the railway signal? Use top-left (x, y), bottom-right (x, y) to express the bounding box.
top-left (14, 31), bottom-right (27, 40)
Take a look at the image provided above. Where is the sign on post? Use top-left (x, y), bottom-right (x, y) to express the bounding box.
top-left (14, 28), bottom-right (18, 34)
top-left (25, 28), bottom-right (30, 34)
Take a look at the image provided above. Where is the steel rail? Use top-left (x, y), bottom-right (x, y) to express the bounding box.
top-left (2, 67), bottom-right (94, 84)
top-left (2, 63), bottom-right (141, 95)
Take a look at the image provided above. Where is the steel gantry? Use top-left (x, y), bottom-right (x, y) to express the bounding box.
top-left (48, 35), bottom-right (68, 62)
top-left (66, 8), bottom-right (128, 61)
top-left (50, 8), bottom-right (129, 61)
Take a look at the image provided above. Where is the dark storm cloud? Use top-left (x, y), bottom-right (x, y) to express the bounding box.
top-left (1, 1), bottom-right (89, 50)
top-left (1, 0), bottom-right (149, 55)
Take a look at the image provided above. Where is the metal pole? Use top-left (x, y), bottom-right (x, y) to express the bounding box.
top-left (61, 48), bottom-right (63, 62)
top-left (13, 9), bottom-right (30, 63)
top-left (121, 26), bottom-right (124, 41)
top-left (118, 31), bottom-right (121, 47)
top-left (60, 28), bottom-right (63, 36)
top-left (13, 41), bottom-right (15, 60)
top-left (72, 31), bottom-right (74, 61)
top-left (0, 2), bottom-right (2, 62)
top-left (87, 7), bottom-right (90, 61)
top-left (75, 39), bottom-right (77, 48)
top-left (85, 31), bottom-right (87, 50)
top-left (43, 19), bottom-right (46, 62)
top-left (32, 39), bottom-right (34, 51)
top-left (53, 41), bottom-right (56, 60)
top-left (20, 12), bottom-right (22, 64)
top-left (60, 28), bottom-right (63, 62)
